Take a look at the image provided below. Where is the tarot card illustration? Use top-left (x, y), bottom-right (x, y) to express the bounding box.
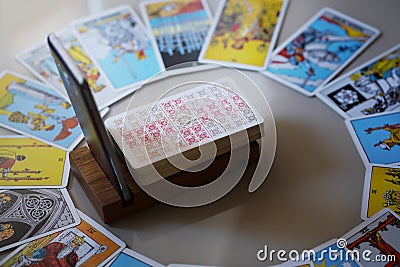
top-left (0, 188), bottom-right (79, 252)
top-left (0, 136), bottom-right (69, 189)
top-left (17, 29), bottom-right (136, 110)
top-left (346, 111), bottom-right (400, 165)
top-left (342, 208), bottom-right (400, 267)
top-left (56, 29), bottom-right (137, 109)
top-left (0, 210), bottom-right (125, 267)
top-left (307, 239), bottom-right (362, 267)
top-left (0, 71), bottom-right (83, 151)
top-left (16, 43), bottom-right (66, 96)
top-left (72, 5), bottom-right (164, 91)
top-left (318, 44), bottom-right (400, 118)
top-left (199, 0), bottom-right (289, 71)
top-left (140, 0), bottom-right (212, 71)
top-left (106, 248), bottom-right (165, 267)
top-left (264, 7), bottom-right (380, 96)
top-left (362, 164), bottom-right (400, 219)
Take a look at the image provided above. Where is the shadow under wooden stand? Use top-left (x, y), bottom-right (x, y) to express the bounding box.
top-left (69, 142), bottom-right (260, 223)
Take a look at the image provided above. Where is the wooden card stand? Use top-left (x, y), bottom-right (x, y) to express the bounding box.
top-left (69, 142), bottom-right (260, 223)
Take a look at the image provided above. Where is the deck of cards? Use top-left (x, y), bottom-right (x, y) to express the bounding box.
top-left (105, 77), bottom-right (263, 185)
top-left (1, 0), bottom-right (400, 266)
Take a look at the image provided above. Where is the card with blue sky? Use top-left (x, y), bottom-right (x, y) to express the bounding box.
top-left (72, 5), bottom-right (164, 91)
top-left (106, 248), bottom-right (165, 267)
top-left (308, 238), bottom-right (362, 267)
top-left (345, 110), bottom-right (400, 165)
top-left (16, 29), bottom-right (137, 110)
top-left (0, 71), bottom-right (83, 151)
top-left (262, 7), bottom-right (380, 96)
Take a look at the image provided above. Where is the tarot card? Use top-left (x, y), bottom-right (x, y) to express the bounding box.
top-left (140, 0), bottom-right (213, 73)
top-left (17, 28), bottom-right (137, 110)
top-left (342, 208), bottom-right (400, 267)
top-left (72, 5), bottom-right (164, 91)
top-left (0, 135), bottom-right (69, 189)
top-left (263, 7), bottom-right (380, 96)
top-left (317, 44), bottom-right (400, 118)
top-left (0, 210), bottom-right (125, 267)
top-left (345, 111), bottom-right (400, 165)
top-left (57, 28), bottom-right (137, 110)
top-left (0, 188), bottom-right (80, 252)
top-left (106, 248), bottom-right (165, 267)
top-left (0, 71), bottom-right (84, 151)
top-left (16, 42), bottom-right (66, 96)
top-left (361, 164), bottom-right (400, 220)
top-left (304, 238), bottom-right (362, 267)
top-left (198, 0), bottom-right (289, 71)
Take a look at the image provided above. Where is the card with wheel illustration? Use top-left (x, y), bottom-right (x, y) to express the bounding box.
top-left (0, 188), bottom-right (80, 252)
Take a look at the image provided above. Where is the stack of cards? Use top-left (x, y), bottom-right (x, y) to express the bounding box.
top-left (105, 77), bottom-right (263, 184)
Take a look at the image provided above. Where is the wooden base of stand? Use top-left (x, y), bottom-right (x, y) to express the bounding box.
top-left (69, 142), bottom-right (260, 223)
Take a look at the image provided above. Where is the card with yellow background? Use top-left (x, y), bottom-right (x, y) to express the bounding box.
top-left (0, 135), bottom-right (69, 188)
top-left (199, 0), bottom-right (288, 70)
top-left (361, 164), bottom-right (400, 219)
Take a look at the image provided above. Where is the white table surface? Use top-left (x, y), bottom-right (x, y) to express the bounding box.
top-left (0, 0), bottom-right (399, 266)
